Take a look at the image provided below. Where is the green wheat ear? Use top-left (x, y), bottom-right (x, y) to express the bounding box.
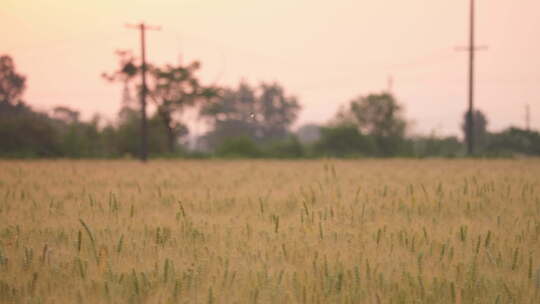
top-left (116, 234), bottom-right (124, 253)
top-left (79, 219), bottom-right (99, 264)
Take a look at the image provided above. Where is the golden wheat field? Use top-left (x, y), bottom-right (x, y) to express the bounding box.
top-left (0, 159), bottom-right (539, 303)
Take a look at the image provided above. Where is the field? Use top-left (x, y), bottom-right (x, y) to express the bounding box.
top-left (0, 159), bottom-right (539, 303)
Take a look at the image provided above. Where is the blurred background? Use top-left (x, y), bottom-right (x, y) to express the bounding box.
top-left (1, 0), bottom-right (539, 158)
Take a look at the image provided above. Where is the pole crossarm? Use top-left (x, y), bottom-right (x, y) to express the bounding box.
top-left (454, 46), bottom-right (488, 52)
top-left (126, 23), bottom-right (161, 31)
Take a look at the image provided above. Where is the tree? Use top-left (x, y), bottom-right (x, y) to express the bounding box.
top-left (334, 93), bottom-right (408, 156)
top-left (112, 106), bottom-right (170, 157)
top-left (149, 62), bottom-right (217, 152)
top-left (461, 109), bottom-right (488, 153)
top-left (200, 81), bottom-right (301, 148)
top-left (0, 55), bottom-right (61, 157)
top-left (0, 110), bottom-right (61, 157)
top-left (104, 51), bottom-right (217, 153)
top-left (257, 83), bottom-right (301, 140)
top-left (340, 93), bottom-right (406, 137)
top-left (199, 82), bottom-right (258, 148)
top-left (411, 135), bottom-right (462, 158)
top-left (52, 106), bottom-right (80, 124)
top-left (314, 124), bottom-right (376, 157)
top-left (0, 55), bottom-right (26, 106)
top-left (486, 127), bottom-right (540, 156)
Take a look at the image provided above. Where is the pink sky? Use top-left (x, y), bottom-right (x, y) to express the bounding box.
top-left (2, 0), bottom-right (539, 137)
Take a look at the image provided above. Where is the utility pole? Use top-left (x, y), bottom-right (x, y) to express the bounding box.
top-left (457, 0), bottom-right (486, 155)
top-left (126, 22), bottom-right (161, 162)
top-left (387, 75), bottom-right (394, 94)
top-left (526, 104), bottom-right (530, 131)
top-left (466, 0), bottom-right (475, 156)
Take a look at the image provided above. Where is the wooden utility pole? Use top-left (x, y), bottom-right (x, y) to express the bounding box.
top-left (526, 104), bottom-right (530, 131)
top-left (126, 22), bottom-right (160, 162)
top-left (466, 0), bottom-right (475, 156)
top-left (457, 0), bottom-right (486, 155)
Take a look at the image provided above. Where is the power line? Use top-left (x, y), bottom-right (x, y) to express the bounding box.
top-left (126, 22), bottom-right (161, 162)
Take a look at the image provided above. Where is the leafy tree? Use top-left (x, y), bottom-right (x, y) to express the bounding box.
top-left (461, 109), bottom-right (489, 153)
top-left (0, 55), bottom-right (26, 106)
top-left (0, 110), bottom-right (61, 157)
top-left (200, 82), bottom-right (257, 147)
top-left (112, 107), bottom-right (170, 157)
top-left (200, 81), bottom-right (301, 148)
top-left (486, 127), bottom-right (540, 156)
top-left (0, 55), bottom-right (61, 157)
top-left (334, 93), bottom-right (408, 156)
top-left (104, 51), bottom-right (217, 153)
top-left (339, 93), bottom-right (406, 137)
top-left (149, 62), bottom-right (218, 152)
top-left (257, 83), bottom-right (301, 140)
top-left (314, 124), bottom-right (376, 157)
top-left (411, 135), bottom-right (462, 157)
top-left (52, 106), bottom-right (80, 124)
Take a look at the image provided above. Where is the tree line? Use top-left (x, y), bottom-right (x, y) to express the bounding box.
top-left (1, 53), bottom-right (539, 158)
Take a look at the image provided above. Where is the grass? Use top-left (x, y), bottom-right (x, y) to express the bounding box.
top-left (0, 159), bottom-right (539, 303)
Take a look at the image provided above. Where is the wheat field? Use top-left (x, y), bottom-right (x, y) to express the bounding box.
top-left (0, 159), bottom-right (539, 303)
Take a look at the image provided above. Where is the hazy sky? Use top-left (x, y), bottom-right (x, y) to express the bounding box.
top-left (2, 0), bottom-right (539, 137)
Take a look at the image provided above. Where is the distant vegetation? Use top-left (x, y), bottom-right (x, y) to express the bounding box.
top-left (1, 53), bottom-right (539, 159)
